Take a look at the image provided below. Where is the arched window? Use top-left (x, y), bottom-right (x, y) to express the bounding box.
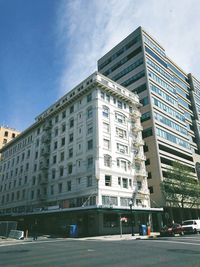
top-left (102, 106), bottom-right (109, 118)
top-left (115, 112), bottom-right (126, 124)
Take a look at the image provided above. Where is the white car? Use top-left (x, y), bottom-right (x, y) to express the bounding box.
top-left (182, 220), bottom-right (200, 234)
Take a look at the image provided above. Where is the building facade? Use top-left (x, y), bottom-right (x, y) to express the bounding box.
top-left (0, 73), bottom-right (160, 236)
top-left (0, 126), bottom-right (20, 150)
top-left (98, 27), bottom-right (200, 222)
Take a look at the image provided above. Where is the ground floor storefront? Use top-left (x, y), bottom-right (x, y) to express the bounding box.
top-left (0, 206), bottom-right (163, 237)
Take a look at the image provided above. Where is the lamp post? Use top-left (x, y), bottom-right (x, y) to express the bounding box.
top-left (129, 200), bottom-right (134, 236)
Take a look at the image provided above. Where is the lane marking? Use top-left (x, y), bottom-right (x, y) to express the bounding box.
top-left (147, 239), bottom-right (200, 246)
top-left (0, 239), bottom-right (69, 247)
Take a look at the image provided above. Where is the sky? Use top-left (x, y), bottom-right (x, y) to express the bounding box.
top-left (1, 0), bottom-right (200, 131)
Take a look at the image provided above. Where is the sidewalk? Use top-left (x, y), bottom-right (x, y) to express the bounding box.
top-left (0, 232), bottom-right (160, 245)
top-left (79, 232), bottom-right (160, 241)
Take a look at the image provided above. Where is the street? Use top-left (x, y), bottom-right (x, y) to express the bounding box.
top-left (0, 235), bottom-right (200, 267)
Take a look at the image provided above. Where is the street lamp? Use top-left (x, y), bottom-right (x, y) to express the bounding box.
top-left (129, 200), bottom-right (134, 236)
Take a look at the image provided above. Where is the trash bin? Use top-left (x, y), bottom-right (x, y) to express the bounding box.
top-left (69, 224), bottom-right (78, 238)
top-left (139, 224), bottom-right (147, 235)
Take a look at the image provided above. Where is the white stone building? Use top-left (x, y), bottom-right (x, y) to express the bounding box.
top-left (0, 72), bottom-right (161, 236)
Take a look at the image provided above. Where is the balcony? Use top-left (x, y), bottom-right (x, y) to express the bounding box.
top-left (135, 153), bottom-right (146, 161)
top-left (132, 138), bottom-right (144, 147)
top-left (39, 178), bottom-right (48, 185)
top-left (43, 123), bottom-right (52, 131)
top-left (130, 110), bottom-right (141, 120)
top-left (41, 134), bottom-right (51, 143)
top-left (135, 169), bottom-right (147, 177)
top-left (41, 148), bottom-right (50, 157)
top-left (39, 162), bottom-right (49, 170)
top-left (132, 124), bottom-right (143, 132)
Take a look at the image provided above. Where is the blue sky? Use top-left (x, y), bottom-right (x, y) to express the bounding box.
top-left (1, 0), bottom-right (200, 131)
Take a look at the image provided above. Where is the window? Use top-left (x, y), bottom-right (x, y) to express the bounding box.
top-left (61, 137), bottom-right (65, 146)
top-left (26, 163), bottom-right (29, 171)
top-left (117, 100), bottom-right (122, 109)
top-left (4, 131), bottom-right (8, 137)
top-left (52, 169), bottom-right (56, 179)
top-left (69, 118), bottom-right (74, 128)
top-left (145, 159), bottom-right (150, 165)
top-left (122, 178), bottom-right (128, 188)
top-left (54, 128), bottom-right (58, 136)
top-left (137, 181), bottom-right (142, 190)
top-left (101, 91), bottom-right (105, 99)
top-left (104, 155), bottom-right (111, 167)
top-left (69, 148), bottom-right (73, 158)
top-left (27, 150), bottom-right (30, 158)
top-left (60, 151), bottom-right (64, 161)
top-left (143, 144), bottom-right (149, 152)
top-left (58, 183), bottom-right (62, 193)
top-left (50, 185), bottom-right (54, 195)
top-left (62, 110), bottom-right (66, 119)
top-left (87, 107), bottom-right (93, 119)
top-left (103, 122), bottom-right (109, 133)
top-left (22, 189), bottom-right (25, 199)
top-left (12, 133), bottom-right (16, 138)
top-left (53, 155), bottom-right (57, 164)
top-left (54, 141), bottom-right (57, 150)
top-left (102, 196), bottom-right (118, 206)
top-left (69, 133), bottom-right (73, 143)
top-left (102, 106), bottom-right (109, 118)
top-left (115, 112), bottom-right (126, 124)
top-left (33, 164), bottom-right (37, 172)
top-left (3, 139), bottom-right (7, 144)
top-left (60, 166), bottom-right (64, 177)
top-left (105, 175), bottom-right (111, 186)
top-left (35, 151), bottom-right (38, 159)
top-left (142, 128), bottom-right (153, 138)
top-left (116, 128), bottom-right (127, 138)
top-left (62, 124), bottom-right (66, 132)
top-left (87, 175), bottom-right (92, 187)
top-left (103, 139), bottom-right (110, 149)
top-left (118, 177), bottom-right (121, 185)
top-left (67, 181), bottom-right (71, 191)
top-left (87, 124), bottom-right (93, 134)
top-left (68, 164), bottom-right (73, 174)
top-left (32, 176), bottom-right (36, 185)
top-left (141, 112), bottom-right (151, 122)
top-left (70, 105), bottom-right (74, 114)
top-left (149, 186), bottom-right (154, 194)
top-left (117, 143), bottom-right (128, 154)
top-left (55, 115), bottom-right (59, 123)
top-left (87, 140), bottom-right (93, 150)
top-left (140, 96), bottom-right (149, 106)
top-left (87, 157), bottom-right (93, 169)
top-left (147, 172), bottom-right (152, 179)
top-left (121, 160), bottom-right (127, 171)
top-left (87, 93), bottom-right (92, 102)
top-left (106, 94), bottom-right (110, 102)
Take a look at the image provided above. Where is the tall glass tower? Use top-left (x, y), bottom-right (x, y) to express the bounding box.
top-left (98, 26), bottom-right (200, 220)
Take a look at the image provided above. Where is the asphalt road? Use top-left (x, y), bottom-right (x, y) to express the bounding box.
top-left (0, 235), bottom-right (200, 267)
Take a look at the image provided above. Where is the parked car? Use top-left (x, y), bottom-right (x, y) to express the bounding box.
top-left (160, 223), bottom-right (184, 236)
top-left (182, 220), bottom-right (200, 234)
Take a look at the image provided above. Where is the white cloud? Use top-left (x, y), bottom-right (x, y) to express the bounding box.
top-left (56, 0), bottom-right (200, 96)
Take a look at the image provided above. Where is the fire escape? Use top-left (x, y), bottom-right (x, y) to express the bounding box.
top-left (38, 120), bottom-right (52, 208)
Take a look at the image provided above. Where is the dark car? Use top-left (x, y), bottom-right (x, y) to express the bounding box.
top-left (160, 223), bottom-right (184, 236)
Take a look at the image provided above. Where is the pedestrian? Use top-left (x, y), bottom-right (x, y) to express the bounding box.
top-left (32, 222), bottom-right (38, 241)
